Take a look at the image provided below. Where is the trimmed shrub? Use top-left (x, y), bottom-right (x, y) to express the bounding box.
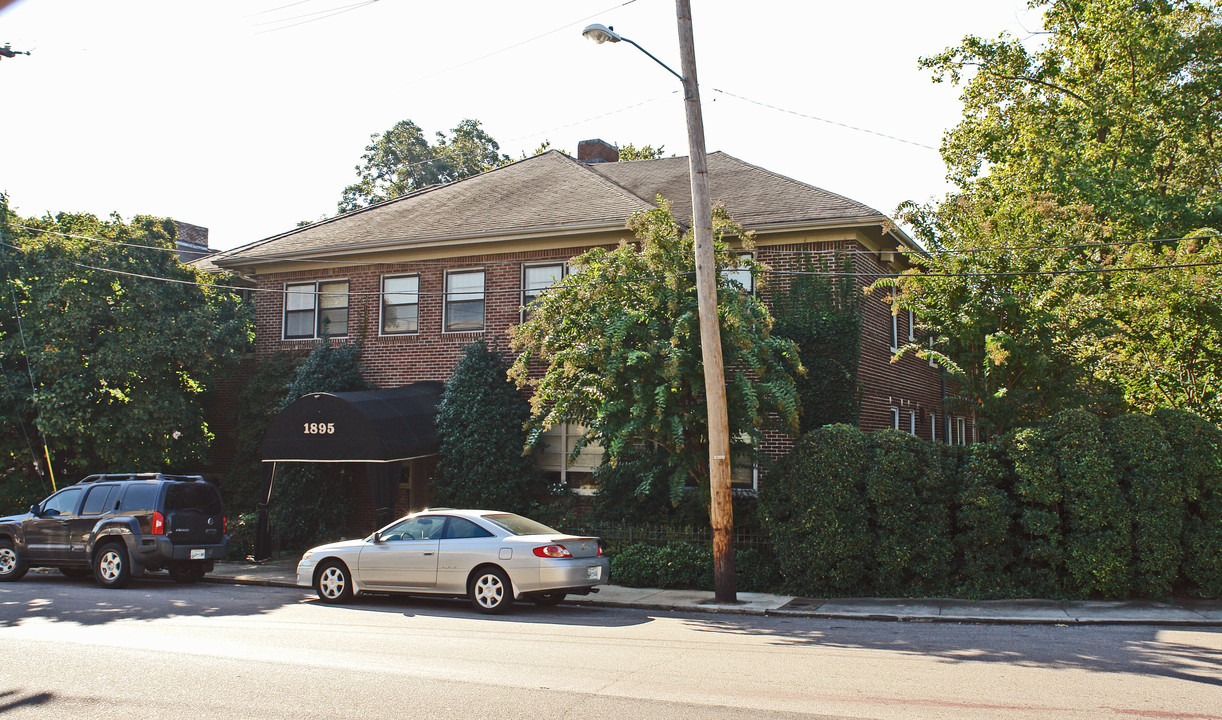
top-left (609, 542), bottom-right (783, 593)
top-left (433, 341), bottom-right (551, 514)
top-left (1043, 410), bottom-right (1130, 597)
top-left (735, 546), bottom-right (785, 594)
top-left (1106, 414), bottom-right (1181, 598)
top-left (865, 430), bottom-right (954, 596)
top-left (759, 424), bottom-right (871, 596)
top-left (610, 544), bottom-right (664, 588)
top-left (953, 442), bottom-right (1019, 598)
top-left (1155, 409), bottom-right (1222, 597)
top-left (656, 542), bottom-right (713, 590)
top-left (1004, 427), bottom-right (1063, 596)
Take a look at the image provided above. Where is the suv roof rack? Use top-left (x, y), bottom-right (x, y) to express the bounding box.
top-left (76, 473), bottom-right (204, 484)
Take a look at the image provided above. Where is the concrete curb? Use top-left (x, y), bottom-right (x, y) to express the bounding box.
top-left (199, 562), bottom-right (1222, 626)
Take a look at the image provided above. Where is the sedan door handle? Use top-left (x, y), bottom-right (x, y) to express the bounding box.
top-left (423, 551), bottom-right (435, 556)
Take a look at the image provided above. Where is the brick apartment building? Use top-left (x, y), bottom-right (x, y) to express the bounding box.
top-left (212, 140), bottom-right (971, 507)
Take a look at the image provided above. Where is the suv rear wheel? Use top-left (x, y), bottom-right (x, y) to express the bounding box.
top-left (93, 542), bottom-right (132, 589)
top-left (0, 539), bottom-right (28, 582)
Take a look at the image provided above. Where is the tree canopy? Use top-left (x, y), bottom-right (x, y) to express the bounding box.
top-left (509, 200), bottom-right (801, 505)
top-left (338, 118), bottom-right (510, 213)
top-left (0, 199), bottom-right (251, 504)
top-left (880, 0), bottom-right (1222, 432)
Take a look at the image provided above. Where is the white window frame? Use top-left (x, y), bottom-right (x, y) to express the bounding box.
top-left (380, 274), bottom-right (420, 336)
top-left (909, 409), bottom-right (917, 436)
top-left (722, 253), bottom-right (755, 295)
top-left (443, 269), bottom-right (486, 333)
top-left (521, 262), bottom-right (566, 322)
top-left (930, 413), bottom-right (937, 442)
top-left (890, 302), bottom-right (899, 351)
top-left (891, 407), bottom-right (901, 430)
top-left (955, 416), bottom-right (967, 446)
top-left (283, 279), bottom-right (349, 340)
top-left (908, 309), bottom-right (916, 341)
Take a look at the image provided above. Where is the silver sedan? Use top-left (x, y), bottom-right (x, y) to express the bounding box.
top-left (296, 509), bottom-right (610, 613)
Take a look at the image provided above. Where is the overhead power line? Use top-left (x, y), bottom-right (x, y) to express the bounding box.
top-left (5, 237), bottom-right (1221, 302)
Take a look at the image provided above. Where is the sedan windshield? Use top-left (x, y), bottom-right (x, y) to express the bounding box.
top-left (483, 513), bottom-right (559, 536)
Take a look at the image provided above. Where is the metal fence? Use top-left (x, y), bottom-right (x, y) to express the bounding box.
top-left (563, 521), bottom-right (773, 552)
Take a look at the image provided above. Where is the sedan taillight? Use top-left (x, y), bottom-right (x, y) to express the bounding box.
top-left (598, 543), bottom-right (605, 556)
top-left (533, 544), bottom-right (572, 558)
top-left (151, 511), bottom-right (165, 535)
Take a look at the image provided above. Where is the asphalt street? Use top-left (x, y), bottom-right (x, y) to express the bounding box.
top-left (2, 574), bottom-right (1221, 719)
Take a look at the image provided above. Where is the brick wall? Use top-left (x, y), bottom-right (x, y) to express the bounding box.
top-left (248, 236), bottom-right (972, 488)
top-left (254, 245), bottom-right (602, 385)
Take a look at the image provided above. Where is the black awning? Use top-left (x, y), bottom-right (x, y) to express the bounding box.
top-left (261, 382), bottom-right (444, 463)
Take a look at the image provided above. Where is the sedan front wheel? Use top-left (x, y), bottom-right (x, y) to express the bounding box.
top-left (315, 560), bottom-right (354, 604)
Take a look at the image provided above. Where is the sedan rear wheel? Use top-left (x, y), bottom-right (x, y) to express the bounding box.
top-left (315, 560), bottom-right (354, 604)
top-left (0, 540), bottom-right (28, 582)
top-left (469, 566), bottom-right (513, 614)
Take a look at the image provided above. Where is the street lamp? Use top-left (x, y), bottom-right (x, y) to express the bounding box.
top-left (583, 1), bottom-right (737, 603)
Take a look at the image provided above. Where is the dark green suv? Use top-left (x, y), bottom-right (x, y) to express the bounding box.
top-left (0, 473), bottom-right (229, 588)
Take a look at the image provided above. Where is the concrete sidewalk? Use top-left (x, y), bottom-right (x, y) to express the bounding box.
top-left (208, 560), bottom-right (1222, 626)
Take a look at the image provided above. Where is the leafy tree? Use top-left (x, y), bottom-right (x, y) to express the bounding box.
top-left (0, 200), bottom-right (251, 502)
top-left (338, 118), bottom-right (510, 213)
top-left (1095, 229), bottom-right (1222, 424)
top-left (509, 199), bottom-right (801, 509)
top-left (880, 0), bottom-right (1222, 434)
top-left (433, 340), bottom-right (549, 514)
top-left (616, 143), bottom-right (666, 161)
top-left (771, 253), bottom-right (860, 432)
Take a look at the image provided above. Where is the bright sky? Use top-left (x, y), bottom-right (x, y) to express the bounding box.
top-left (0, 0), bottom-right (1042, 251)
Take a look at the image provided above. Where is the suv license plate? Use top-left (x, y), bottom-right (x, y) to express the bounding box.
top-left (190, 549), bottom-right (205, 560)
top-left (587, 566), bottom-right (601, 580)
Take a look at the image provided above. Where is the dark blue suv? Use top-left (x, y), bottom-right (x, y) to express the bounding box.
top-left (0, 473), bottom-right (229, 588)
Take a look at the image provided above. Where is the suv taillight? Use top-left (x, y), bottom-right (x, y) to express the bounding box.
top-left (151, 511), bottom-right (165, 535)
top-left (223, 515), bottom-right (227, 534)
top-left (598, 543), bottom-right (605, 556)
top-left (533, 544), bottom-right (572, 558)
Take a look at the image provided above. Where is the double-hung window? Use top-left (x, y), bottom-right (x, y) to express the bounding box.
top-left (284, 280), bottom-right (348, 340)
top-left (522, 263), bottom-right (564, 321)
top-left (722, 253), bottom-right (755, 295)
top-left (889, 301), bottom-right (899, 351)
top-left (381, 274), bottom-right (419, 335)
top-left (445, 270), bottom-right (485, 332)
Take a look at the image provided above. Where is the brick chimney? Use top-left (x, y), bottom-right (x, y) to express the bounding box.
top-left (577, 139), bottom-right (619, 163)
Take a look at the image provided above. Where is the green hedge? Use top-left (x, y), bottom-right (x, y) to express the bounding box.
top-left (608, 541), bottom-right (783, 593)
top-left (759, 410), bottom-right (1222, 600)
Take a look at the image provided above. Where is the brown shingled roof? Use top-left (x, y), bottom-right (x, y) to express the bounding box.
top-left (217, 148), bottom-right (896, 267)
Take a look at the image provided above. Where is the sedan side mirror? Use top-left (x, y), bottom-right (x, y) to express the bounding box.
top-left (371, 531), bottom-right (382, 544)
top-left (29, 504), bottom-right (40, 517)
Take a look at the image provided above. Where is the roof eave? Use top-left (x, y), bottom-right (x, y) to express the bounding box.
top-left (213, 220), bottom-right (633, 270)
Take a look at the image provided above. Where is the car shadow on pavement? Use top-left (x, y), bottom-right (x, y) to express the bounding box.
top-left (0, 571), bottom-right (303, 628)
top-left (301, 592), bottom-right (653, 627)
top-left (682, 613), bottom-right (1222, 688)
top-left (0, 689), bottom-right (54, 715)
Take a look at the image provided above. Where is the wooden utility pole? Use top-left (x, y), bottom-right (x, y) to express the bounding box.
top-left (675, 0), bottom-right (735, 603)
